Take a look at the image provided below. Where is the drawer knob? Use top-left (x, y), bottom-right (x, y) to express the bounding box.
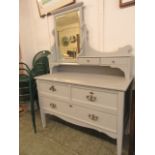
top-left (112, 60), bottom-right (115, 64)
top-left (86, 59), bottom-right (90, 63)
top-left (50, 103), bottom-right (57, 109)
top-left (49, 86), bottom-right (56, 92)
top-left (86, 92), bottom-right (96, 102)
top-left (88, 114), bottom-right (98, 121)
top-left (69, 104), bottom-right (73, 108)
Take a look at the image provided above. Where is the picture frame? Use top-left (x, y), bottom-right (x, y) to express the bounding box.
top-left (37, 0), bottom-right (75, 17)
top-left (120, 0), bottom-right (135, 8)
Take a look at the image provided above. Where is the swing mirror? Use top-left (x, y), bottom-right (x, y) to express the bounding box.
top-left (54, 7), bottom-right (82, 62)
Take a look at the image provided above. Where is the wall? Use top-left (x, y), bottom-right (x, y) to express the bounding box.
top-left (20, 0), bottom-right (52, 67)
top-left (103, 0), bottom-right (135, 52)
top-left (19, 0), bottom-right (134, 67)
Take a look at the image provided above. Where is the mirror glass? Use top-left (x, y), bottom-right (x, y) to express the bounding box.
top-left (55, 11), bottom-right (80, 62)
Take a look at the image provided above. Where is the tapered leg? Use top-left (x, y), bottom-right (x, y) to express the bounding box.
top-left (117, 134), bottom-right (123, 155)
top-left (40, 111), bottom-right (46, 128)
top-left (117, 92), bottom-right (125, 155)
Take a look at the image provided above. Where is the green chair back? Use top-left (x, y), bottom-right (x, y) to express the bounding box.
top-left (32, 50), bottom-right (50, 76)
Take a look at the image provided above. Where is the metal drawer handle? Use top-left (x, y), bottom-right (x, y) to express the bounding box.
top-left (88, 114), bottom-right (98, 121)
top-left (86, 92), bottom-right (96, 102)
top-left (112, 60), bottom-right (115, 64)
top-left (50, 103), bottom-right (57, 109)
top-left (69, 104), bottom-right (73, 108)
top-left (49, 85), bottom-right (56, 92)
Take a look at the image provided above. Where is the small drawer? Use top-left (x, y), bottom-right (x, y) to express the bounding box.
top-left (77, 57), bottom-right (100, 65)
top-left (37, 80), bottom-right (70, 100)
top-left (39, 97), bottom-right (70, 114)
top-left (71, 86), bottom-right (118, 110)
top-left (101, 57), bottom-right (129, 65)
top-left (71, 105), bottom-right (117, 132)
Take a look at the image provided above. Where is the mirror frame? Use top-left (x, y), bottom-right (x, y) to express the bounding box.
top-left (49, 2), bottom-right (133, 65)
top-left (51, 2), bottom-right (84, 63)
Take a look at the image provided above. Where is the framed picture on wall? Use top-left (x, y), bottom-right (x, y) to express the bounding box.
top-left (120, 0), bottom-right (135, 8)
top-left (37, 0), bottom-right (75, 17)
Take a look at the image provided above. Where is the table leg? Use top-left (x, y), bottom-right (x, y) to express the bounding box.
top-left (41, 111), bottom-right (46, 128)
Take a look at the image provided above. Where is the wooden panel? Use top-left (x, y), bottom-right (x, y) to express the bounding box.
top-left (72, 86), bottom-right (118, 110)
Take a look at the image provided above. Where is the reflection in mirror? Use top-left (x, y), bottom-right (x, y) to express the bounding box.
top-left (55, 11), bottom-right (80, 62)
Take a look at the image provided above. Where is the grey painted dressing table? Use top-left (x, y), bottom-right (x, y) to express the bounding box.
top-left (35, 3), bottom-right (134, 155)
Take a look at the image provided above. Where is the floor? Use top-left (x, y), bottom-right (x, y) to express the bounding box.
top-left (20, 108), bottom-right (128, 155)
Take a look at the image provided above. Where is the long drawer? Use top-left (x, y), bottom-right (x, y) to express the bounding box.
top-left (37, 80), bottom-right (70, 100)
top-left (71, 86), bottom-right (118, 110)
top-left (71, 104), bottom-right (117, 132)
top-left (40, 96), bottom-right (117, 133)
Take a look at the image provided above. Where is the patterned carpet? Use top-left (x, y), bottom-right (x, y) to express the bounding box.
top-left (20, 110), bottom-right (128, 155)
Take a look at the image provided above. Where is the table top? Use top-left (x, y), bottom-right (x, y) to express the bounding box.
top-left (35, 72), bottom-right (133, 91)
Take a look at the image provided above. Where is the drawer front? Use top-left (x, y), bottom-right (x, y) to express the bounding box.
top-left (71, 104), bottom-right (117, 132)
top-left (78, 58), bottom-right (100, 65)
top-left (72, 86), bottom-right (117, 110)
top-left (37, 80), bottom-right (70, 99)
top-left (39, 96), bottom-right (117, 132)
top-left (101, 57), bottom-right (129, 65)
top-left (39, 97), bottom-right (70, 114)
